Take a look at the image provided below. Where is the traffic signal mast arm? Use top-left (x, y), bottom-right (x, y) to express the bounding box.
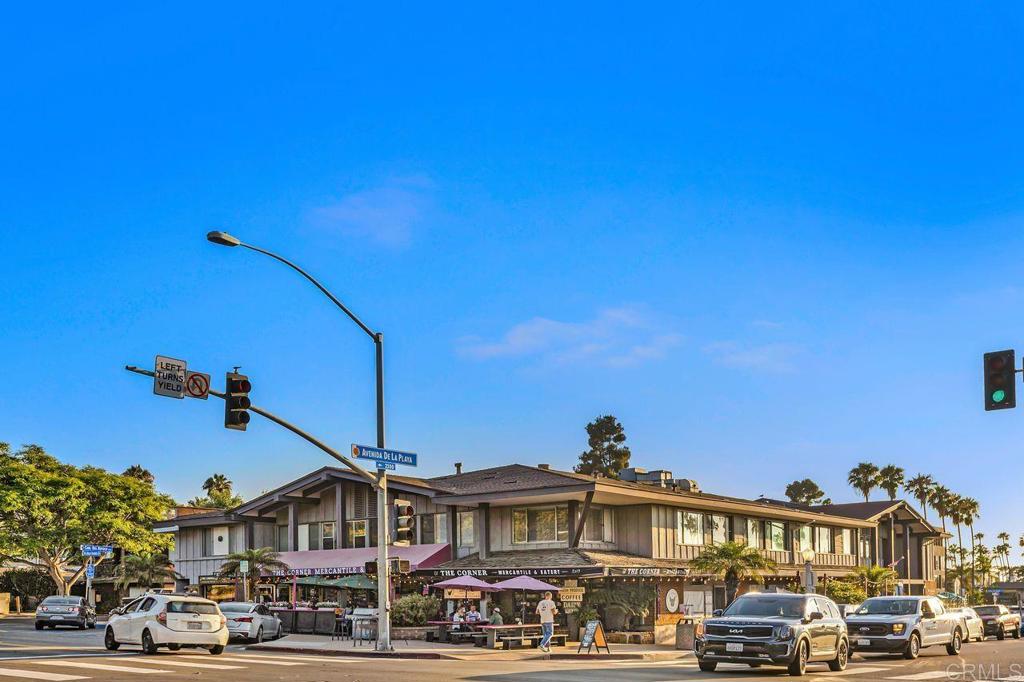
top-left (124, 365), bottom-right (379, 488)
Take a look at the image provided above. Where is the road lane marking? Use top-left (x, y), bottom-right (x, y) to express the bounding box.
top-left (819, 667), bottom-right (893, 676)
top-left (123, 657), bottom-right (244, 670)
top-left (235, 653), bottom-right (379, 662)
top-left (889, 673), bottom-right (953, 681)
top-left (32, 660), bottom-right (171, 674)
top-left (0, 668), bottom-right (88, 681)
top-left (213, 656), bottom-right (304, 666)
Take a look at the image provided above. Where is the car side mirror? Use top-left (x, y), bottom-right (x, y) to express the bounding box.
top-left (809, 611), bottom-right (824, 621)
top-left (712, 609), bottom-right (723, 617)
top-left (111, 608), bottom-right (123, 616)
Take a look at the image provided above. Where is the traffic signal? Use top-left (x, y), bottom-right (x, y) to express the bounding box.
top-left (392, 500), bottom-right (415, 546)
top-left (224, 372), bottom-right (252, 430)
top-left (984, 350), bottom-right (1016, 411)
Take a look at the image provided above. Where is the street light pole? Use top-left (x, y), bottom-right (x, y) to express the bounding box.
top-left (206, 231), bottom-right (393, 651)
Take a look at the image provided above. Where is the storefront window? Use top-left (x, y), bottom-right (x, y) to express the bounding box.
top-left (677, 511), bottom-right (704, 545)
top-left (746, 518), bottom-right (763, 549)
top-left (512, 506), bottom-right (569, 544)
top-left (815, 526), bottom-right (833, 553)
top-left (767, 521), bottom-right (786, 551)
top-left (458, 511), bottom-right (475, 546)
top-left (710, 515), bottom-right (729, 545)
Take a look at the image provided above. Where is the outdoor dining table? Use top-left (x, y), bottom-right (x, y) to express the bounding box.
top-left (478, 623), bottom-right (546, 649)
top-left (426, 620), bottom-right (487, 643)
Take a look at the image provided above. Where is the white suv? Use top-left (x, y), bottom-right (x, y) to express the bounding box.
top-left (104, 593), bottom-right (229, 655)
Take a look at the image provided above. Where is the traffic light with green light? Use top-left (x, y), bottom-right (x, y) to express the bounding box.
top-left (984, 350), bottom-right (1016, 411)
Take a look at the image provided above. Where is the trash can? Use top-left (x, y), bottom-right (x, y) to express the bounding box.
top-left (675, 617), bottom-right (697, 650)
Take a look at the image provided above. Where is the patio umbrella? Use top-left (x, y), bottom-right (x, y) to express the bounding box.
top-left (431, 575), bottom-right (502, 592)
top-left (492, 575), bottom-right (560, 624)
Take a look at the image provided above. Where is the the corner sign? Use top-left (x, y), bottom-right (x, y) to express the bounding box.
top-left (154, 355), bottom-right (187, 399)
top-left (351, 444), bottom-right (417, 468)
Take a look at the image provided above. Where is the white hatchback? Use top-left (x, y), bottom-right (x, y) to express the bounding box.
top-left (104, 593), bottom-right (229, 655)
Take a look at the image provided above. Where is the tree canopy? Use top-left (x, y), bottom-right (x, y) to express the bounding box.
top-left (0, 443), bottom-right (174, 595)
top-left (847, 462), bottom-right (880, 502)
top-left (784, 479), bottom-right (830, 506)
top-left (574, 415), bottom-right (631, 478)
top-left (188, 472), bottom-right (243, 509)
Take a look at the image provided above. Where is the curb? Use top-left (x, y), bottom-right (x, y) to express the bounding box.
top-left (246, 644), bottom-right (446, 659)
top-left (246, 643), bottom-right (691, 662)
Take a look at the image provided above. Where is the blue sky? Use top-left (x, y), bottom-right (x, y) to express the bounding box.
top-left (2, 4), bottom-right (1023, 545)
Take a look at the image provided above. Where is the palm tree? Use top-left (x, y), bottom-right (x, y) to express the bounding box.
top-left (690, 540), bottom-right (778, 604)
top-left (904, 474), bottom-right (934, 521)
top-left (948, 494), bottom-right (965, 586)
top-left (960, 497), bottom-right (980, 594)
top-left (203, 473), bottom-right (232, 496)
top-left (847, 463), bottom-right (880, 502)
top-left (854, 564), bottom-right (898, 597)
top-left (877, 465), bottom-right (905, 501)
top-left (122, 465), bottom-right (155, 485)
top-left (116, 553), bottom-right (179, 592)
top-left (929, 485), bottom-right (952, 533)
top-left (218, 547), bottom-right (289, 601)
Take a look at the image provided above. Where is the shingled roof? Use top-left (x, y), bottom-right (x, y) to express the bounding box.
top-left (428, 464), bottom-right (588, 495)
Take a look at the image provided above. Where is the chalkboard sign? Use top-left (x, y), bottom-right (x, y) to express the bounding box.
top-left (577, 619), bottom-right (610, 654)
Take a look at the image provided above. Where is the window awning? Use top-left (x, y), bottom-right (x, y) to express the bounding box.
top-left (270, 543), bottom-right (449, 577)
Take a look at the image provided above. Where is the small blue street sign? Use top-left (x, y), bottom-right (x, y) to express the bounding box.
top-left (85, 564), bottom-right (95, 579)
top-left (376, 462), bottom-right (397, 471)
top-left (81, 544), bottom-right (113, 557)
top-left (350, 444), bottom-right (418, 467)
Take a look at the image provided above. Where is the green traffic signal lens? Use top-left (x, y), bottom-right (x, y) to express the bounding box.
top-left (992, 389), bottom-right (1007, 403)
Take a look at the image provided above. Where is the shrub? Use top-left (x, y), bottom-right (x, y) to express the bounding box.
top-left (825, 578), bottom-right (867, 605)
top-left (391, 594), bottom-right (441, 627)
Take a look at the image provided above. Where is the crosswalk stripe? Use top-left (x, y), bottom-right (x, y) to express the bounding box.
top-left (0, 667), bottom-right (88, 681)
top-left (235, 653), bottom-right (376, 663)
top-left (888, 673), bottom-right (952, 681)
top-left (121, 657), bottom-right (244, 670)
top-left (213, 656), bottom-right (304, 666)
top-left (819, 667), bottom-right (892, 676)
top-left (32, 661), bottom-right (171, 674)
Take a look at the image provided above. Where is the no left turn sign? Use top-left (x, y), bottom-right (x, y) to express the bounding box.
top-left (185, 371), bottom-right (211, 400)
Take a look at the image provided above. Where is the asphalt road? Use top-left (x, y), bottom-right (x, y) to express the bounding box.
top-left (2, 617), bottom-right (1024, 682)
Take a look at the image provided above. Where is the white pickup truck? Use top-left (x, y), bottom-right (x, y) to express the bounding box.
top-left (846, 596), bottom-right (964, 659)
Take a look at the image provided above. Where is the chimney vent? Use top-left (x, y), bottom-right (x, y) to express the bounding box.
top-left (537, 463), bottom-right (550, 470)
top-left (454, 462), bottom-right (463, 475)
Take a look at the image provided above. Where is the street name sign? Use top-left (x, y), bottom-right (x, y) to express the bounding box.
top-left (375, 462), bottom-right (397, 471)
top-left (185, 371), bottom-right (211, 400)
top-left (81, 544), bottom-right (113, 557)
top-left (154, 355), bottom-right (187, 399)
top-left (85, 564), bottom-right (95, 579)
top-left (350, 444), bottom-right (418, 468)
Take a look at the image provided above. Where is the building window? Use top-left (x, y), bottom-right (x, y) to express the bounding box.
top-left (799, 526), bottom-right (813, 552)
top-left (677, 511), bottom-right (704, 545)
top-left (202, 528), bottom-right (214, 556)
top-left (840, 529), bottom-right (854, 555)
top-left (322, 522), bottom-right (335, 551)
top-left (512, 506), bottom-right (569, 544)
top-left (584, 507), bottom-right (612, 543)
top-left (710, 515), bottom-right (730, 545)
top-left (347, 520), bottom-right (367, 548)
top-left (419, 512), bottom-right (449, 544)
top-left (746, 519), bottom-right (763, 549)
top-left (815, 526), bottom-right (833, 553)
top-left (275, 525), bottom-right (288, 553)
top-left (767, 521), bottom-right (786, 551)
top-left (458, 511), bottom-right (475, 547)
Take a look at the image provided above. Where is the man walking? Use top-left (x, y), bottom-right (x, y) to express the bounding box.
top-left (536, 591), bottom-right (558, 652)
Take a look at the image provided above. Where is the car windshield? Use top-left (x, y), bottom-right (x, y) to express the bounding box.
top-left (218, 603), bottom-right (253, 613)
top-left (41, 597), bottom-right (81, 605)
top-left (722, 597), bottom-right (805, 618)
top-left (855, 599), bottom-right (918, 616)
top-left (167, 601), bottom-right (219, 615)
top-left (973, 606), bottom-right (1000, 616)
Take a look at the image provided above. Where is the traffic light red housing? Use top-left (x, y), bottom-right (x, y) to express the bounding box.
top-left (225, 372), bottom-right (252, 430)
top-left (984, 350), bottom-right (1016, 411)
top-left (392, 500), bottom-right (415, 546)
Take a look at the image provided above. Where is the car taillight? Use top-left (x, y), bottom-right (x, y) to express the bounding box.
top-left (219, 615), bottom-right (226, 626)
top-left (157, 610), bottom-right (167, 624)
top-left (235, 616), bottom-right (253, 622)
top-left (39, 606), bottom-right (48, 612)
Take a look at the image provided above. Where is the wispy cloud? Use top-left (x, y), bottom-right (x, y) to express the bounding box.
top-left (703, 341), bottom-right (802, 372)
top-left (458, 306), bottom-right (682, 368)
top-left (307, 177), bottom-right (432, 247)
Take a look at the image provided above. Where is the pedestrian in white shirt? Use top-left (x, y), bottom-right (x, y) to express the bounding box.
top-left (536, 591), bottom-right (558, 652)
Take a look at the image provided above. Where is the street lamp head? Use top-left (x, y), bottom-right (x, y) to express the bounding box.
top-left (207, 231), bottom-right (241, 247)
top-left (801, 548), bottom-right (816, 563)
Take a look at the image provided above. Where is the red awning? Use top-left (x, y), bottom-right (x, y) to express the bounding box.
top-left (270, 543), bottom-right (449, 577)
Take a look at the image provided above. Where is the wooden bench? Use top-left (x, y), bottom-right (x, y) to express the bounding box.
top-left (449, 631), bottom-right (488, 645)
top-left (500, 633), bottom-right (567, 649)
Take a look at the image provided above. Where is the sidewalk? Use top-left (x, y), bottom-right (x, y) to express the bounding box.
top-left (249, 634), bottom-right (692, 661)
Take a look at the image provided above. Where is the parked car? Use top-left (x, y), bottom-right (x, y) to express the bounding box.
top-left (104, 593), bottom-right (228, 655)
top-left (219, 602), bottom-right (283, 642)
top-left (35, 596), bottom-right (96, 630)
top-left (694, 592), bottom-right (850, 676)
top-left (951, 607), bottom-right (985, 642)
top-left (846, 596), bottom-right (963, 659)
top-left (973, 604), bottom-right (1022, 640)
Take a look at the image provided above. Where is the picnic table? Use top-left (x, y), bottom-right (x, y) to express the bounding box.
top-left (426, 620), bottom-right (489, 644)
top-left (478, 623), bottom-right (566, 650)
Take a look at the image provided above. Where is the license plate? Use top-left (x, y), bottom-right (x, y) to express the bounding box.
top-left (188, 622), bottom-right (203, 630)
top-left (50, 615), bottom-right (64, 620)
top-left (726, 642), bottom-right (744, 652)
top-left (857, 638), bottom-right (871, 646)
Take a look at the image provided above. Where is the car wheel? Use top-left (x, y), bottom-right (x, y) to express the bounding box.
top-left (946, 629), bottom-right (962, 655)
top-left (104, 627), bottom-right (120, 651)
top-left (141, 629), bottom-right (159, 655)
top-left (788, 639), bottom-right (809, 676)
top-left (78, 622), bottom-right (86, 630)
top-left (904, 633), bottom-right (921, 660)
top-left (829, 639), bottom-right (849, 672)
top-left (1012, 627), bottom-right (1021, 640)
top-left (88, 620), bottom-right (96, 629)
top-left (35, 622), bottom-right (44, 631)
top-left (168, 644), bottom-right (181, 651)
top-left (254, 626), bottom-right (264, 644)
top-left (997, 627), bottom-right (1006, 641)
top-left (209, 645), bottom-right (225, 656)
top-left (697, 661), bottom-right (717, 672)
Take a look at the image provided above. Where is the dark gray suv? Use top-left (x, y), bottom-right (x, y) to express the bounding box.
top-left (695, 593), bottom-right (849, 676)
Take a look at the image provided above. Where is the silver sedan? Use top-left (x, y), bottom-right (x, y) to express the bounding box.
top-left (953, 607), bottom-right (985, 642)
top-left (218, 602), bottom-right (283, 643)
